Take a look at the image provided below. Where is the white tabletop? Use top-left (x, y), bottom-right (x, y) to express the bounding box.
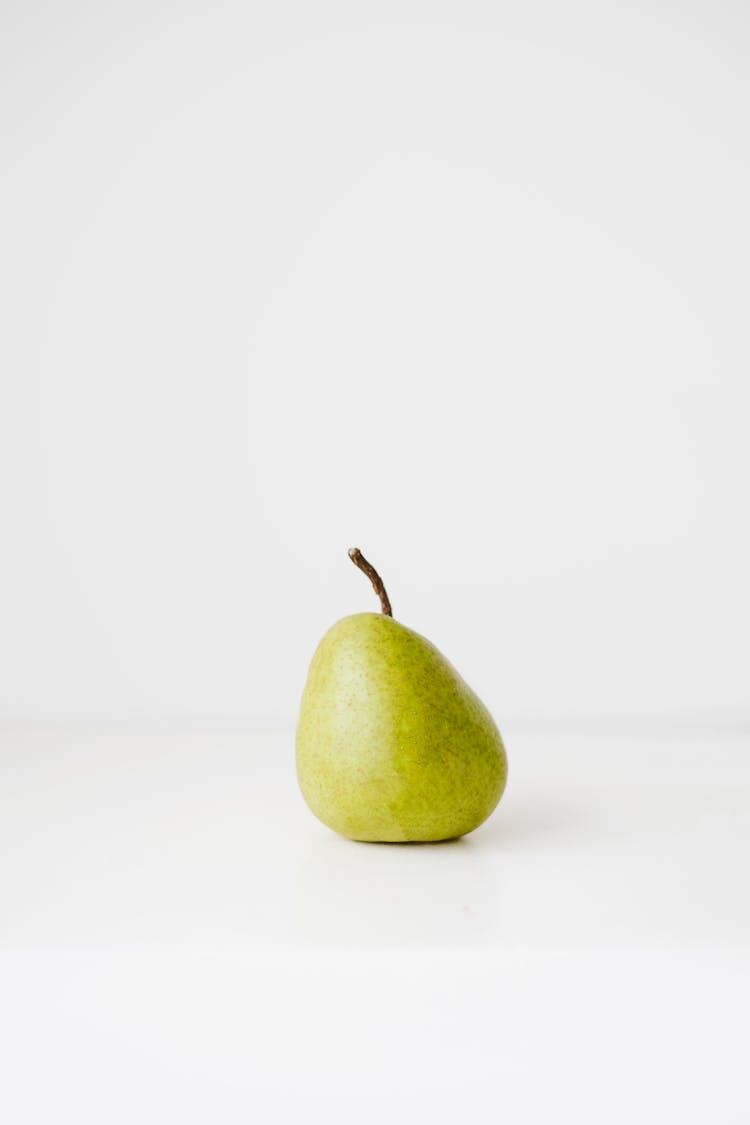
top-left (1, 723), bottom-right (748, 1123)
top-left (1, 722), bottom-right (748, 948)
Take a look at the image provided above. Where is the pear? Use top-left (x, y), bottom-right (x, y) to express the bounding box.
top-left (296, 549), bottom-right (507, 842)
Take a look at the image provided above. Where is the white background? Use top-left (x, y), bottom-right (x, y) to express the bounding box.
top-left (1, 4), bottom-right (748, 1120)
top-left (2, 0), bottom-right (749, 727)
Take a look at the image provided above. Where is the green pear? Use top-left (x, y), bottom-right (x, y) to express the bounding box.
top-left (296, 549), bottom-right (507, 842)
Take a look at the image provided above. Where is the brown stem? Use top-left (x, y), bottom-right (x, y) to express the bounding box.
top-left (348, 548), bottom-right (393, 616)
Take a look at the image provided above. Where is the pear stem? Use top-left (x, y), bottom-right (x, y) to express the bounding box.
top-left (348, 548), bottom-right (393, 617)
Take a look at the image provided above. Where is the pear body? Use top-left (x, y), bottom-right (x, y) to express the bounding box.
top-left (296, 613), bottom-right (507, 842)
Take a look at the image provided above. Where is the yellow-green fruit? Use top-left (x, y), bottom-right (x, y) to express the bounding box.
top-left (296, 612), bottom-right (507, 842)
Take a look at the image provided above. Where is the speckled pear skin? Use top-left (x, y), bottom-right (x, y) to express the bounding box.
top-left (296, 613), bottom-right (507, 842)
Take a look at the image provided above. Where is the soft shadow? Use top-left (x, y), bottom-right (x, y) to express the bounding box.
top-left (322, 799), bottom-right (580, 850)
top-left (474, 798), bottom-right (581, 849)
top-left (352, 835), bottom-right (470, 849)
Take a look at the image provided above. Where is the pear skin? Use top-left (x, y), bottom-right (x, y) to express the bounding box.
top-left (296, 608), bottom-right (507, 843)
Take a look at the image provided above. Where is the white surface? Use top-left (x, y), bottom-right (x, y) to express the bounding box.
top-left (2, 723), bottom-right (748, 948)
top-left (0, 949), bottom-right (748, 1125)
top-left (2, 1), bottom-right (750, 727)
top-left (2, 723), bottom-right (747, 1122)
